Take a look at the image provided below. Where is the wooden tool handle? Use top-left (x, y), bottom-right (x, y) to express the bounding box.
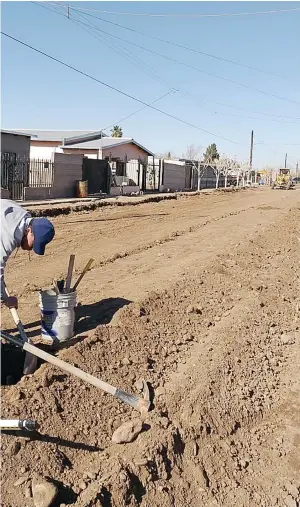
top-left (52, 279), bottom-right (60, 295)
top-left (5, 290), bottom-right (26, 339)
top-left (9, 306), bottom-right (20, 325)
top-left (5, 288), bottom-right (37, 374)
top-left (65, 254), bottom-right (75, 293)
top-left (72, 258), bottom-right (94, 291)
top-left (24, 342), bottom-right (117, 396)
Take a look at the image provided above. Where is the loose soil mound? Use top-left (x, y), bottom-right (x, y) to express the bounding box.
top-left (1, 205), bottom-right (300, 507)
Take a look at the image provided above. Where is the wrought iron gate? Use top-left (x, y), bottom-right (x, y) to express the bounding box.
top-left (1, 153), bottom-right (29, 200)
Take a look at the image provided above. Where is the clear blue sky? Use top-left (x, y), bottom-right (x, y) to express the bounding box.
top-left (1, 1), bottom-right (300, 168)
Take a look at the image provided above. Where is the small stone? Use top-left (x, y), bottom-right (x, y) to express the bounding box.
top-left (134, 458), bottom-right (148, 466)
top-left (32, 481), bottom-right (58, 507)
top-left (193, 441), bottom-right (199, 457)
top-left (87, 472), bottom-right (97, 480)
top-left (25, 485), bottom-right (32, 498)
top-left (280, 333), bottom-right (295, 345)
top-left (286, 484), bottom-right (299, 498)
top-left (122, 357), bottom-right (131, 366)
top-left (186, 305), bottom-right (202, 315)
top-left (158, 417), bottom-right (169, 429)
top-left (78, 481), bottom-right (87, 491)
top-left (14, 476), bottom-right (28, 486)
top-left (284, 495), bottom-right (297, 507)
top-left (112, 419), bottom-right (143, 444)
top-left (134, 380), bottom-right (144, 392)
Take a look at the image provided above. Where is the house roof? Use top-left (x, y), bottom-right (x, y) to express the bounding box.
top-left (63, 137), bottom-right (154, 156)
top-left (1, 129), bottom-right (33, 138)
top-left (9, 130), bottom-right (107, 142)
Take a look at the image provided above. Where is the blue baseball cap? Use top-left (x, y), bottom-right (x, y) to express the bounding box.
top-left (32, 218), bottom-right (55, 255)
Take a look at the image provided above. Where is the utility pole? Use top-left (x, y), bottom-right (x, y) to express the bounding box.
top-left (284, 153), bottom-right (287, 168)
top-left (296, 161), bottom-right (299, 179)
top-left (249, 130), bottom-right (254, 169)
top-left (249, 130), bottom-right (254, 183)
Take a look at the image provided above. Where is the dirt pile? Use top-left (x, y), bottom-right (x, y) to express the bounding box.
top-left (1, 195), bottom-right (300, 506)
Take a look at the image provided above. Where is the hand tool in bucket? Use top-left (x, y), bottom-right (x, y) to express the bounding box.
top-left (5, 289), bottom-right (37, 375)
top-left (0, 330), bottom-right (150, 415)
top-left (72, 258), bottom-right (94, 291)
top-left (64, 254), bottom-right (75, 293)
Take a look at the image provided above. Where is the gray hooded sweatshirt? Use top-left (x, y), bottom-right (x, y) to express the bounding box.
top-left (0, 199), bottom-right (32, 302)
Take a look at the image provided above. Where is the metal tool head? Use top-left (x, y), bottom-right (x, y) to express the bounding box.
top-left (115, 384), bottom-right (151, 415)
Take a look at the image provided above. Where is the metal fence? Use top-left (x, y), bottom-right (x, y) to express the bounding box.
top-left (1, 153), bottom-right (29, 200)
top-left (146, 161), bottom-right (160, 191)
top-left (29, 159), bottom-right (54, 187)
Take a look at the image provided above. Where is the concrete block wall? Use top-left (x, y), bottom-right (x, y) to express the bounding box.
top-left (162, 161), bottom-right (186, 191)
top-left (0, 188), bottom-right (10, 199)
top-left (23, 187), bottom-right (52, 200)
top-left (52, 153), bottom-right (83, 198)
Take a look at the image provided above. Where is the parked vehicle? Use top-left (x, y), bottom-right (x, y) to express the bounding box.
top-left (271, 169), bottom-right (294, 190)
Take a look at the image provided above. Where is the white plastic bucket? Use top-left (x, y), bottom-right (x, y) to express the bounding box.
top-left (39, 289), bottom-right (77, 342)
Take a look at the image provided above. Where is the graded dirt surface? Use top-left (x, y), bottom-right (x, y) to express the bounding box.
top-left (1, 187), bottom-right (300, 507)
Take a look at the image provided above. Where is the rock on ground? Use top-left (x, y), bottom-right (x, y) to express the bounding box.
top-left (32, 481), bottom-right (58, 507)
top-left (112, 419), bottom-right (143, 444)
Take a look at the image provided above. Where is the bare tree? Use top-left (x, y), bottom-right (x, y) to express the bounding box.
top-left (156, 150), bottom-right (176, 160)
top-left (221, 157), bottom-right (240, 188)
top-left (194, 160), bottom-right (207, 191)
top-left (213, 157), bottom-right (225, 189)
top-left (239, 161), bottom-right (251, 186)
top-left (183, 144), bottom-right (204, 191)
top-left (221, 157), bottom-right (231, 188)
top-left (183, 144), bottom-right (202, 161)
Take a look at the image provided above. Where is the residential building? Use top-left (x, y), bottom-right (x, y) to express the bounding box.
top-left (10, 130), bottom-right (153, 167)
top-left (1, 130), bottom-right (32, 199)
top-left (1, 130), bottom-right (31, 159)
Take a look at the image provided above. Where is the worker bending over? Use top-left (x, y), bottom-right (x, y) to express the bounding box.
top-left (0, 198), bottom-right (55, 309)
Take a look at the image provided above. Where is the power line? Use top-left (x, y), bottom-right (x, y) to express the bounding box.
top-left (34, 2), bottom-right (300, 121)
top-left (34, 1), bottom-right (172, 90)
top-left (68, 6), bottom-right (300, 18)
top-left (1, 31), bottom-right (248, 146)
top-left (32, 1), bottom-right (180, 127)
top-left (102, 90), bottom-right (177, 132)
top-left (72, 19), bottom-right (300, 125)
top-left (68, 9), bottom-right (300, 106)
top-left (69, 7), bottom-right (291, 81)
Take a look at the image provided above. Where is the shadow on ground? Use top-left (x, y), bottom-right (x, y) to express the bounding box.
top-left (75, 297), bottom-right (132, 333)
top-left (2, 298), bottom-right (132, 343)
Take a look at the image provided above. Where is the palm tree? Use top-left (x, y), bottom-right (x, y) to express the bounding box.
top-left (111, 125), bottom-right (123, 138)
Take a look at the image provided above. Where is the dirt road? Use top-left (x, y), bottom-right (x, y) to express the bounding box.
top-left (1, 187), bottom-right (300, 507)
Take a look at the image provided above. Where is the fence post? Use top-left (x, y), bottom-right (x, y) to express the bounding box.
top-left (158, 159), bottom-right (161, 190)
top-left (161, 159), bottom-right (165, 189)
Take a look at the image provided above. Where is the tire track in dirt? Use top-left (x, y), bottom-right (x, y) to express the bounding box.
top-left (68, 204), bottom-right (269, 272)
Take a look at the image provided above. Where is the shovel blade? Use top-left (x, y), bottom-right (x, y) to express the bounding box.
top-left (115, 388), bottom-right (150, 413)
top-left (23, 352), bottom-right (37, 375)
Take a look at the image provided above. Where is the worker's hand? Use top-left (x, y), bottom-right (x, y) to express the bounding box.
top-left (4, 296), bottom-right (18, 309)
